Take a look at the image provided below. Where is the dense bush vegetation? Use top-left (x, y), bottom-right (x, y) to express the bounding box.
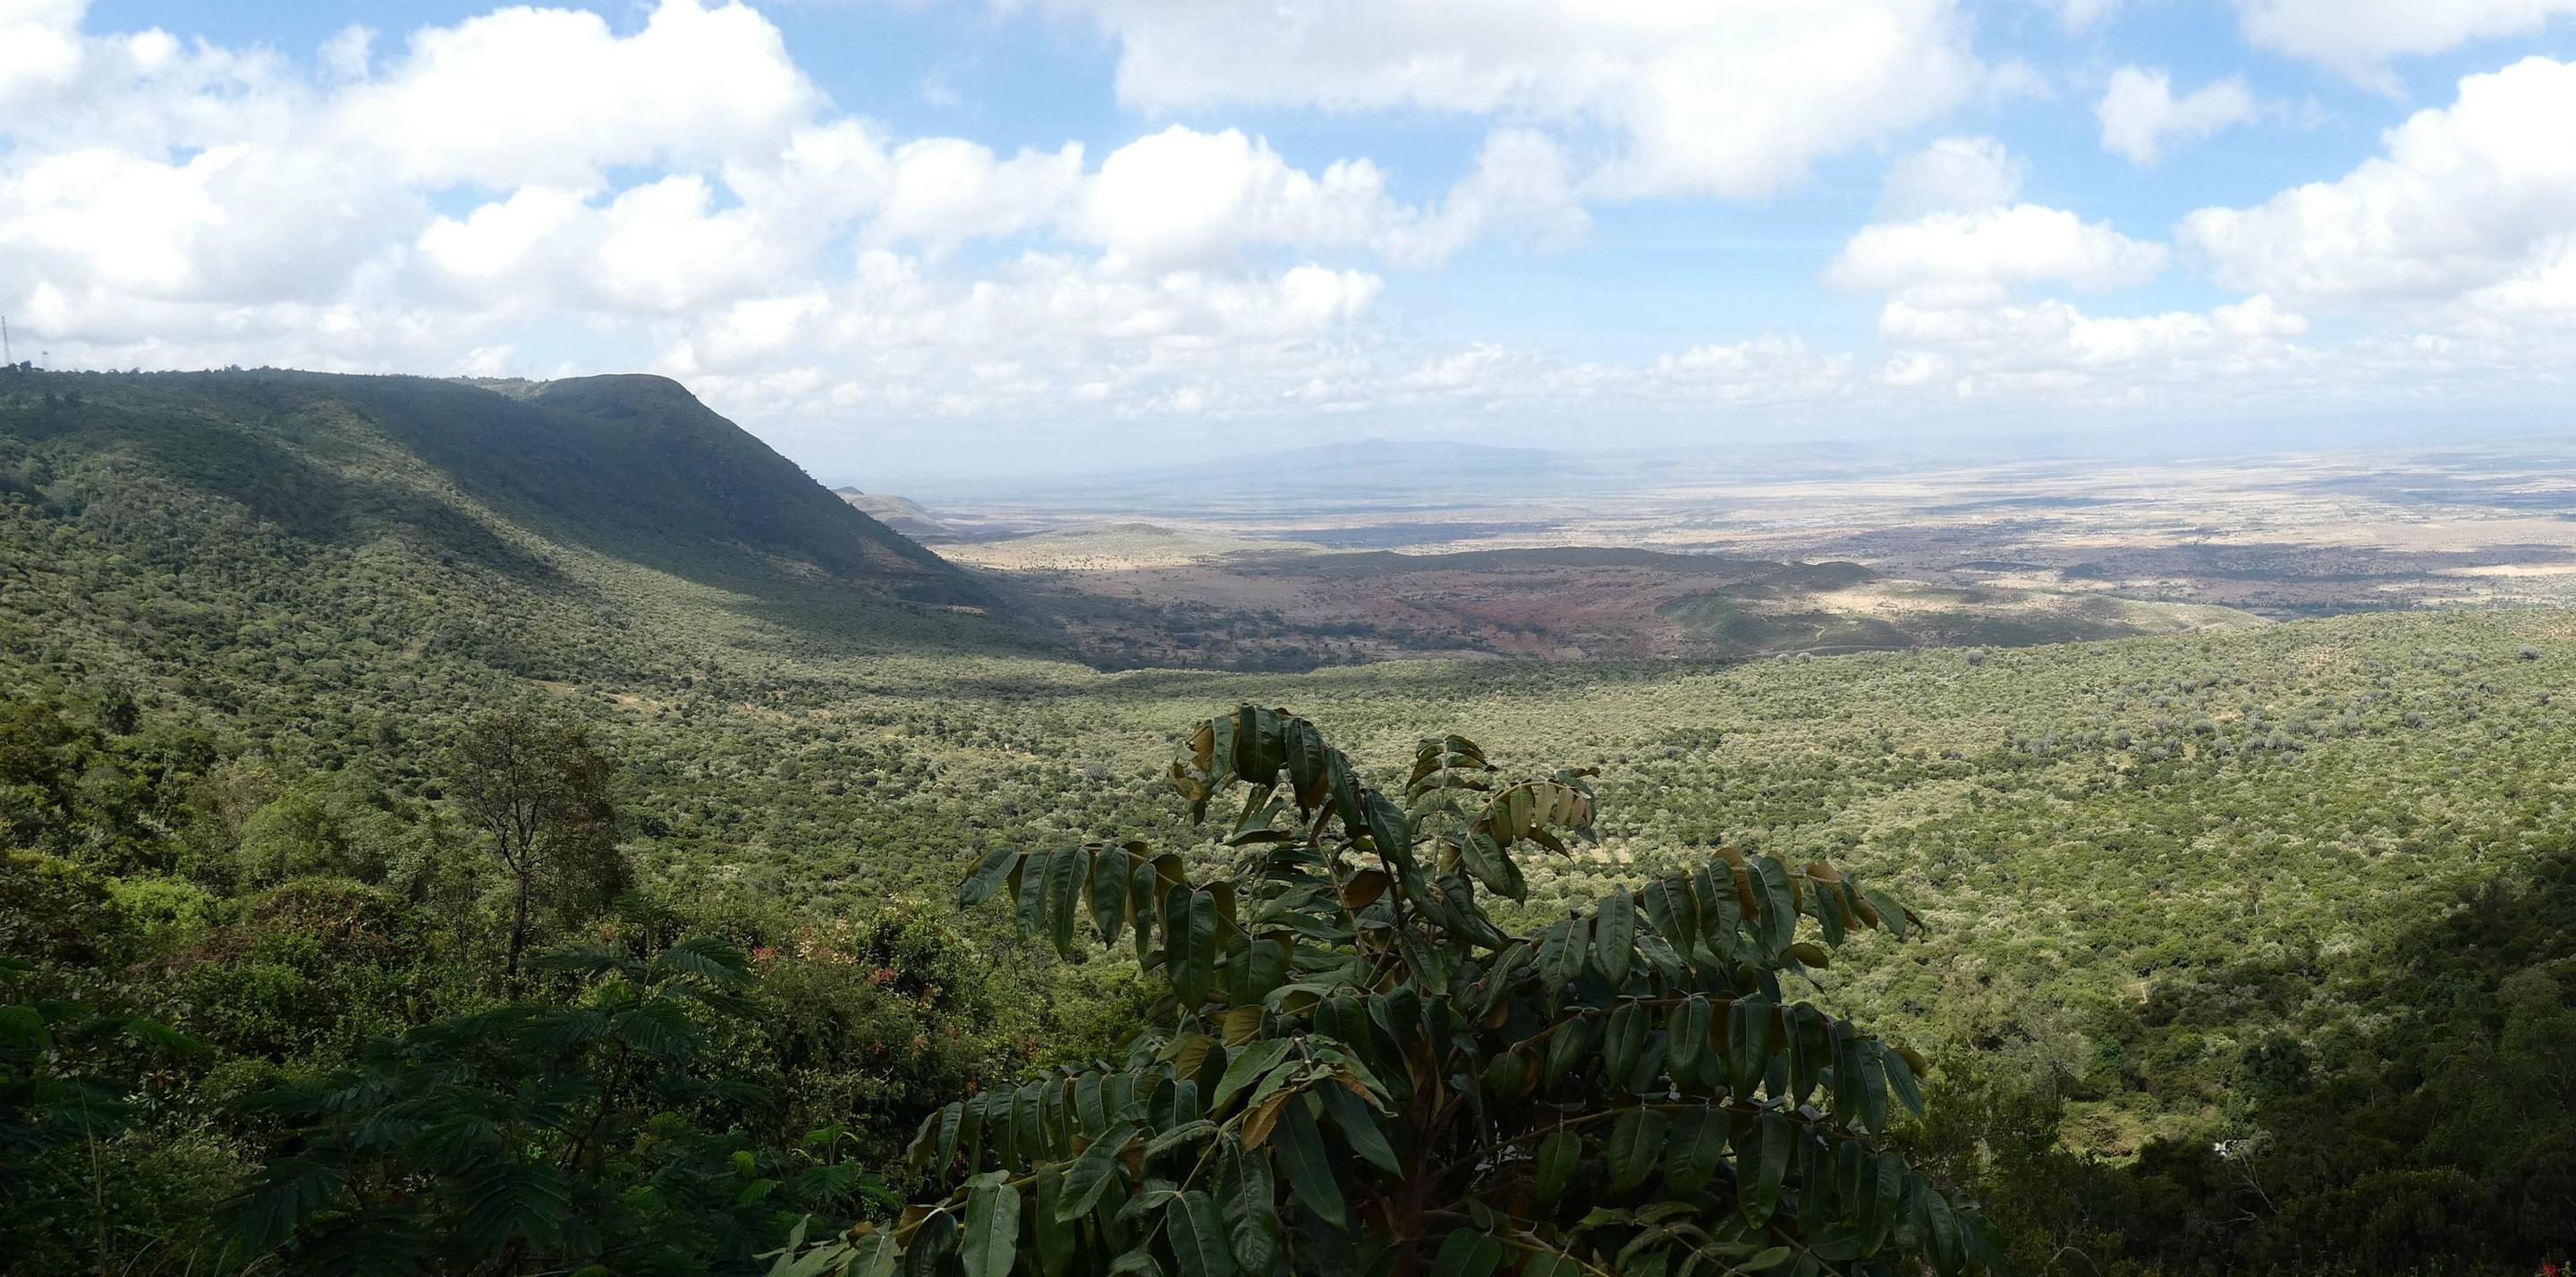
top-left (790, 708), bottom-right (1988, 1277)
top-left (4, 368), bottom-right (2572, 1274)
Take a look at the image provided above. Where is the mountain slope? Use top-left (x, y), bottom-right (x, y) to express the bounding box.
top-left (0, 368), bottom-right (1032, 707)
top-left (831, 486), bottom-right (963, 540)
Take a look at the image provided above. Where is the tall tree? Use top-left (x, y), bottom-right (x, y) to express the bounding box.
top-left (445, 706), bottom-right (624, 987)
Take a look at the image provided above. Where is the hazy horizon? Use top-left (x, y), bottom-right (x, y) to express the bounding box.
top-left (7, 0), bottom-right (2576, 485)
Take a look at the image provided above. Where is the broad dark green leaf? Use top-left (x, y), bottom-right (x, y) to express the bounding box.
top-left (1606, 1106), bottom-right (1666, 1193)
top-left (1665, 1104), bottom-right (1728, 1196)
top-left (960, 848), bottom-right (1020, 905)
top-left (1665, 994), bottom-right (1713, 1083)
top-left (1210, 1038), bottom-right (1292, 1112)
top-left (1184, 889), bottom-right (1221, 1007)
top-left (1320, 1084), bottom-right (1402, 1177)
top-left (1532, 1129), bottom-right (1580, 1204)
top-left (1048, 845), bottom-right (1091, 956)
top-left (1092, 847), bottom-right (1131, 945)
top-left (1604, 1002), bottom-right (1648, 1086)
top-left (1057, 1124), bottom-right (1138, 1222)
top-left (1272, 1096), bottom-right (1349, 1228)
top-left (1430, 1229), bottom-right (1506, 1277)
top-left (1592, 891), bottom-right (1637, 984)
top-left (1739, 1112), bottom-right (1792, 1224)
top-left (962, 1174), bottom-right (1021, 1277)
top-left (1165, 1190), bottom-right (1235, 1277)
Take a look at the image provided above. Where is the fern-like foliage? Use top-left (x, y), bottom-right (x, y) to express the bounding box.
top-left (782, 706), bottom-right (1996, 1277)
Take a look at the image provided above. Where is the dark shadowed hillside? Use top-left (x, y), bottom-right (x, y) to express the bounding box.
top-left (0, 368), bottom-right (1038, 704)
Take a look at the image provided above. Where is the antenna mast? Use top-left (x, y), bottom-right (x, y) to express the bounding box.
top-left (3, 317), bottom-right (12, 366)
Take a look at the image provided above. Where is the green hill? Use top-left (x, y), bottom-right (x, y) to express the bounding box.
top-left (0, 368), bottom-right (1031, 696)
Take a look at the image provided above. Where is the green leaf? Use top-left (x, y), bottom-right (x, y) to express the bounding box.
top-left (1665, 994), bottom-right (1713, 1083)
top-left (1320, 1084), bottom-right (1402, 1177)
top-left (1108, 1247), bottom-right (1167, 1277)
top-left (1665, 1104), bottom-right (1729, 1197)
top-left (1727, 994), bottom-right (1773, 1099)
top-left (227, 1156), bottom-right (345, 1255)
top-left (1363, 791), bottom-right (1412, 870)
top-left (1058, 1124), bottom-right (1139, 1221)
top-left (1048, 845), bottom-right (1091, 956)
top-left (1604, 1002), bottom-right (1648, 1087)
top-left (1606, 1106), bottom-right (1667, 1193)
top-left (1184, 889), bottom-right (1222, 1007)
top-left (1223, 1144), bottom-right (1278, 1273)
top-left (1033, 1167), bottom-right (1077, 1277)
top-left (1592, 891), bottom-right (1637, 985)
top-left (1430, 1229), bottom-right (1506, 1277)
top-left (1092, 847), bottom-right (1131, 946)
top-left (1739, 1112), bottom-right (1792, 1224)
top-left (1535, 921), bottom-right (1576, 998)
top-left (1751, 857), bottom-right (1799, 957)
top-left (456, 1163), bottom-right (576, 1256)
top-left (1210, 1039), bottom-right (1292, 1112)
top-left (1542, 1015), bottom-right (1592, 1084)
top-left (1532, 1129), bottom-right (1580, 1204)
top-left (1166, 1190), bottom-right (1236, 1277)
top-left (1017, 850), bottom-right (1052, 937)
top-left (1642, 875), bottom-right (1697, 953)
top-left (1882, 1041), bottom-right (1926, 1117)
top-left (611, 997), bottom-right (703, 1057)
top-left (1740, 1247), bottom-right (1794, 1273)
top-left (1161, 885), bottom-right (1194, 994)
top-left (960, 1173), bottom-right (1021, 1277)
top-left (1272, 1096), bottom-right (1349, 1228)
top-left (959, 849), bottom-right (1020, 905)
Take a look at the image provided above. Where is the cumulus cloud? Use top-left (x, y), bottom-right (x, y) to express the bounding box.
top-left (1038, 0), bottom-right (1985, 199)
top-left (1068, 125), bottom-right (1584, 269)
top-left (2178, 57), bottom-right (2576, 309)
top-left (1829, 205), bottom-right (2170, 306)
top-left (2097, 67), bottom-right (2258, 165)
top-left (2233, 0), bottom-right (2576, 88)
top-left (1878, 136), bottom-right (2025, 217)
top-left (0, 0), bottom-right (1587, 422)
top-left (11, 0), bottom-right (2576, 471)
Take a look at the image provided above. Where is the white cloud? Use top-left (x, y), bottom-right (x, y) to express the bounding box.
top-left (2038, 0), bottom-right (2123, 33)
top-left (12, 0), bottom-right (2576, 472)
top-left (874, 138), bottom-right (1085, 251)
top-left (331, 0), bottom-right (819, 188)
top-left (0, 0), bottom-right (86, 105)
top-left (1878, 136), bottom-right (2025, 217)
top-left (2234, 0), bottom-right (2576, 87)
top-left (1040, 0), bottom-right (1984, 199)
top-left (2097, 67), bottom-right (2257, 166)
top-left (1073, 127), bottom-right (1404, 268)
top-left (1067, 125), bottom-right (1584, 268)
top-left (2178, 57), bottom-right (2576, 310)
top-left (1829, 205), bottom-right (2170, 306)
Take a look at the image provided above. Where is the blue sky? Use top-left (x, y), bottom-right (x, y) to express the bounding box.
top-left (11, 1), bottom-right (2576, 486)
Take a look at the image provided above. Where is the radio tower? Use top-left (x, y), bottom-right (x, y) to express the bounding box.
top-left (3, 317), bottom-right (12, 367)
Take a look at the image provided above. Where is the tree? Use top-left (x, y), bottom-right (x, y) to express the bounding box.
top-left (445, 706), bottom-right (625, 987)
top-left (783, 705), bottom-right (1995, 1277)
top-left (223, 937), bottom-right (889, 1273)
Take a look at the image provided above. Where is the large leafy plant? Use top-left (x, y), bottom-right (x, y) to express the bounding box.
top-left (785, 706), bottom-right (1995, 1277)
